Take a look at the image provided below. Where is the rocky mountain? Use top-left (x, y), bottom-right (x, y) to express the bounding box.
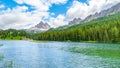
top-left (82, 3), bottom-right (120, 23)
top-left (68, 18), bottom-right (82, 25)
top-left (69, 3), bottom-right (120, 25)
top-left (34, 21), bottom-right (50, 30)
top-left (27, 21), bottom-right (51, 33)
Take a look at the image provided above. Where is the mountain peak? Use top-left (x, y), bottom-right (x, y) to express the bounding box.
top-left (82, 3), bottom-right (120, 23)
top-left (35, 21), bottom-right (50, 29)
top-left (68, 18), bottom-right (82, 25)
top-left (28, 21), bottom-right (51, 32)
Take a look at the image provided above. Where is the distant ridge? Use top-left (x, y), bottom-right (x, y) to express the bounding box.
top-left (69, 3), bottom-right (120, 25)
top-left (27, 21), bottom-right (51, 33)
top-left (69, 18), bottom-right (82, 25)
top-left (34, 21), bottom-right (51, 30)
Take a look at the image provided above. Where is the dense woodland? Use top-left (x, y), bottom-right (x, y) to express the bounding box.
top-left (0, 29), bottom-right (29, 40)
top-left (32, 12), bottom-right (120, 43)
top-left (0, 12), bottom-right (120, 43)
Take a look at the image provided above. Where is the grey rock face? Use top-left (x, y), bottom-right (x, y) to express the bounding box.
top-left (68, 3), bottom-right (120, 26)
top-left (68, 18), bottom-right (82, 25)
top-left (35, 21), bottom-right (50, 29)
top-left (28, 21), bottom-right (51, 33)
top-left (82, 3), bottom-right (120, 23)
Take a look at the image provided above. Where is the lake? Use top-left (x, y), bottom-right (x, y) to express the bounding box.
top-left (0, 40), bottom-right (120, 68)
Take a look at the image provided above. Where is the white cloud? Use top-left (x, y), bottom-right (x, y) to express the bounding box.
top-left (14, 0), bottom-right (50, 11)
top-left (0, 0), bottom-right (120, 29)
top-left (0, 6), bottom-right (50, 29)
top-left (14, 0), bottom-right (67, 11)
top-left (49, 14), bottom-right (67, 27)
top-left (0, 0), bottom-right (68, 29)
top-left (0, 4), bottom-right (5, 8)
top-left (66, 0), bottom-right (120, 20)
top-left (50, 0), bottom-right (67, 4)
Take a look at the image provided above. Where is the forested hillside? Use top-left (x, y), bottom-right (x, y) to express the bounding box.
top-left (0, 29), bottom-right (29, 40)
top-left (0, 12), bottom-right (120, 43)
top-left (32, 12), bottom-right (120, 43)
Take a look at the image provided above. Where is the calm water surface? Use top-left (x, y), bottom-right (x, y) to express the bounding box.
top-left (0, 40), bottom-right (120, 68)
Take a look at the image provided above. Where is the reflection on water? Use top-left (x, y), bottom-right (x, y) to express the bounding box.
top-left (0, 40), bottom-right (120, 68)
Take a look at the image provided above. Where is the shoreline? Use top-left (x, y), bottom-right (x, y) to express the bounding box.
top-left (31, 40), bottom-right (120, 44)
top-left (0, 39), bottom-right (120, 44)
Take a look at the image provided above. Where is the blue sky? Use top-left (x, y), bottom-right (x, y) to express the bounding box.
top-left (0, 0), bottom-right (35, 12)
top-left (49, 0), bottom-right (87, 17)
top-left (0, 0), bottom-right (87, 17)
top-left (0, 0), bottom-right (119, 29)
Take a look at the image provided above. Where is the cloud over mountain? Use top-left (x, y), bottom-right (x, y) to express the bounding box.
top-left (0, 0), bottom-right (120, 29)
top-left (0, 0), bottom-right (67, 29)
top-left (66, 0), bottom-right (120, 20)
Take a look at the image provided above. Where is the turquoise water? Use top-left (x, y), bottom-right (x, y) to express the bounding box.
top-left (0, 40), bottom-right (120, 68)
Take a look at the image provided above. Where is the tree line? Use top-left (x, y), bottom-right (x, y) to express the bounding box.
top-left (0, 12), bottom-right (120, 43)
top-left (0, 29), bottom-right (29, 40)
top-left (32, 12), bottom-right (120, 43)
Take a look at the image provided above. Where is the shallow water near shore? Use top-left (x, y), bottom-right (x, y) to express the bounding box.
top-left (0, 40), bottom-right (120, 68)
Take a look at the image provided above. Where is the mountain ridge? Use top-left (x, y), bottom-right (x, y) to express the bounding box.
top-left (27, 21), bottom-right (51, 33)
top-left (69, 3), bottom-right (120, 25)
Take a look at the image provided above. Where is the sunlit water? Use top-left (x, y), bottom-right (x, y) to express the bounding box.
top-left (0, 40), bottom-right (120, 68)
